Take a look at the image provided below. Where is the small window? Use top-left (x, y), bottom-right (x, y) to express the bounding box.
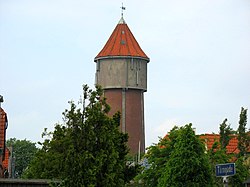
top-left (130, 58), bottom-right (134, 70)
top-left (96, 61), bottom-right (100, 71)
top-left (136, 71), bottom-right (139, 86)
top-left (138, 60), bottom-right (141, 70)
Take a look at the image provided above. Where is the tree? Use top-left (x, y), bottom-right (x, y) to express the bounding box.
top-left (237, 107), bottom-right (249, 157)
top-left (230, 107), bottom-right (250, 186)
top-left (135, 126), bottom-right (180, 187)
top-left (219, 118), bottom-right (233, 149)
top-left (207, 141), bottom-right (230, 186)
top-left (205, 118), bottom-right (234, 186)
top-left (6, 138), bottom-right (37, 178)
top-left (138, 124), bottom-right (212, 186)
top-left (23, 85), bottom-right (129, 186)
top-left (22, 128), bottom-right (67, 179)
top-left (230, 157), bottom-right (249, 186)
top-left (158, 124), bottom-right (213, 187)
top-left (208, 108), bottom-right (250, 186)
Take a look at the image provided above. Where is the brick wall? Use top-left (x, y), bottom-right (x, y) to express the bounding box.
top-left (0, 108), bottom-right (8, 178)
top-left (104, 89), bottom-right (145, 155)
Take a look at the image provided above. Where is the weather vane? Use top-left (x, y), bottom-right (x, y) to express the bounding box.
top-left (0, 95), bottom-right (3, 108)
top-left (120, 3), bottom-right (126, 17)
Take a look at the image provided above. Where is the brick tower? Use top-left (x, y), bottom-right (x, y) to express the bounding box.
top-left (94, 16), bottom-right (150, 155)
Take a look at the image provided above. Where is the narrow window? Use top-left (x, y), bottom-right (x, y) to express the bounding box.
top-left (96, 61), bottom-right (100, 71)
top-left (136, 70), bottom-right (139, 86)
top-left (130, 58), bottom-right (134, 70)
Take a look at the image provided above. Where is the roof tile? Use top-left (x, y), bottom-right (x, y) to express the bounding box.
top-left (199, 134), bottom-right (241, 154)
top-left (165, 133), bottom-right (249, 154)
top-left (95, 17), bottom-right (149, 61)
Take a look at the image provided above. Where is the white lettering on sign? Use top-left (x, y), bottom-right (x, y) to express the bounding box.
top-left (219, 165), bottom-right (233, 174)
top-left (216, 163), bottom-right (235, 177)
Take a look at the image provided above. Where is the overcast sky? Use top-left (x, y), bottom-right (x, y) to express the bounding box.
top-left (1, 0), bottom-right (250, 147)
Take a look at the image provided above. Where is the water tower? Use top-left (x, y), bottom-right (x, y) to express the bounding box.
top-left (94, 15), bottom-right (150, 155)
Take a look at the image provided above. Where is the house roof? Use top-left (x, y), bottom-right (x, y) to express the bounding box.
top-left (0, 108), bottom-right (7, 148)
top-left (94, 17), bottom-right (149, 61)
top-left (164, 133), bottom-right (247, 154)
top-left (199, 134), bottom-right (239, 154)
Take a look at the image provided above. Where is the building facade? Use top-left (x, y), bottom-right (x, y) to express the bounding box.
top-left (0, 106), bottom-right (9, 178)
top-left (94, 17), bottom-right (150, 155)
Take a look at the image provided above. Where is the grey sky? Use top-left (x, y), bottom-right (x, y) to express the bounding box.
top-left (0, 0), bottom-right (250, 147)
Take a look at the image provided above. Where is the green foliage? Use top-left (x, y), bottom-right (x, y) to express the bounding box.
top-left (230, 157), bottom-right (249, 186)
top-left (22, 127), bottom-right (67, 179)
top-left (219, 118), bottom-right (233, 149)
top-left (206, 120), bottom-right (230, 186)
top-left (6, 138), bottom-right (37, 178)
top-left (137, 125), bottom-right (212, 187)
top-left (124, 161), bottom-right (141, 185)
top-left (208, 108), bottom-right (250, 186)
top-left (229, 107), bottom-right (250, 186)
top-left (207, 141), bottom-right (230, 186)
top-left (135, 108), bottom-right (249, 186)
top-left (135, 126), bottom-right (180, 187)
top-left (237, 107), bottom-right (249, 157)
top-left (158, 124), bottom-right (213, 187)
top-left (23, 85), bottom-right (129, 186)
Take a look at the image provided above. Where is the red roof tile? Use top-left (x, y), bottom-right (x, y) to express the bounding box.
top-left (2, 148), bottom-right (9, 169)
top-left (0, 108), bottom-right (9, 172)
top-left (200, 134), bottom-right (240, 154)
top-left (95, 17), bottom-right (149, 61)
top-left (164, 133), bottom-right (248, 154)
top-left (0, 108), bottom-right (7, 148)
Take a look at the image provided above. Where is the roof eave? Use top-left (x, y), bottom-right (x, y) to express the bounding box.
top-left (94, 55), bottom-right (150, 62)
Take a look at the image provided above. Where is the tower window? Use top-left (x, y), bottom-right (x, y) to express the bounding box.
top-left (121, 40), bottom-right (126, 45)
top-left (136, 70), bottom-right (139, 85)
top-left (96, 61), bottom-right (100, 71)
top-left (130, 58), bottom-right (134, 70)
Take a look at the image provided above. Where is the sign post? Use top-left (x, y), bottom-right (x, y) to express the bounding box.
top-left (215, 163), bottom-right (235, 187)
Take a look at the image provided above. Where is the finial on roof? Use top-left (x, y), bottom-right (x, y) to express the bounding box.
top-left (119, 3), bottom-right (126, 24)
top-left (0, 95), bottom-right (3, 108)
top-left (118, 16), bottom-right (126, 24)
top-left (120, 3), bottom-right (126, 18)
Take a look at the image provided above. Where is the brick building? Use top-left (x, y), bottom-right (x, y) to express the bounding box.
top-left (0, 106), bottom-right (9, 178)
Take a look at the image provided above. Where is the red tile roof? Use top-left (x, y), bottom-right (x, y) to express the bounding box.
top-left (199, 134), bottom-right (239, 154)
top-left (0, 108), bottom-right (7, 148)
top-left (164, 133), bottom-right (247, 154)
top-left (95, 17), bottom-right (149, 61)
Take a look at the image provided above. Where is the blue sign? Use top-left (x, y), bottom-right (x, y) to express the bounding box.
top-left (216, 163), bottom-right (235, 177)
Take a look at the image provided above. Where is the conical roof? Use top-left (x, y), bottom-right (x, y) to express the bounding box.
top-left (95, 17), bottom-right (149, 61)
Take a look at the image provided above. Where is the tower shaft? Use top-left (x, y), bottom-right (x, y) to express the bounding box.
top-left (104, 89), bottom-right (145, 155)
